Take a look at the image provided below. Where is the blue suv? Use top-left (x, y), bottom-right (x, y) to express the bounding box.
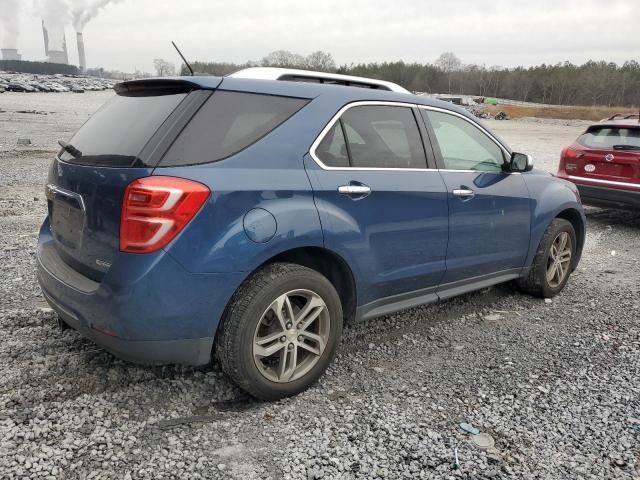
top-left (37, 68), bottom-right (585, 400)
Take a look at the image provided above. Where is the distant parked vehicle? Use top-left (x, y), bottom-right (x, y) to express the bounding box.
top-left (7, 82), bottom-right (31, 92)
top-left (558, 113), bottom-right (640, 210)
top-left (38, 68), bottom-right (586, 400)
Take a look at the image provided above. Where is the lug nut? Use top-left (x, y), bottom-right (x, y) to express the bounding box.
top-left (288, 343), bottom-right (294, 350)
top-left (297, 335), bottom-right (303, 342)
top-left (286, 323), bottom-right (292, 329)
top-left (297, 323), bottom-right (302, 329)
top-left (280, 336), bottom-right (286, 342)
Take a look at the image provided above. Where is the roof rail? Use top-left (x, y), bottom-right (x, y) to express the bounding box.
top-left (605, 113), bottom-right (640, 121)
top-left (228, 67), bottom-right (411, 94)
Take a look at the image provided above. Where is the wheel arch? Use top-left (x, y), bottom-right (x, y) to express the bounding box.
top-left (555, 207), bottom-right (585, 269)
top-left (259, 247), bottom-right (358, 323)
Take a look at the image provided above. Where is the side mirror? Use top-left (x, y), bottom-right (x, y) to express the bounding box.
top-left (510, 152), bottom-right (533, 172)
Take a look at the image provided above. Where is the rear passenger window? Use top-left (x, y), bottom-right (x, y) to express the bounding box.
top-left (160, 91), bottom-right (308, 166)
top-left (341, 106), bottom-right (427, 169)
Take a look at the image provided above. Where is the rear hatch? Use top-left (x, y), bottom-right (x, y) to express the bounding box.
top-left (45, 79), bottom-right (216, 281)
top-left (572, 124), bottom-right (640, 187)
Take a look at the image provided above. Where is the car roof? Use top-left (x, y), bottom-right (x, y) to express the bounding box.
top-left (118, 72), bottom-right (476, 121)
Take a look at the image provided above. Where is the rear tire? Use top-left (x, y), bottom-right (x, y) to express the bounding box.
top-left (518, 218), bottom-right (576, 298)
top-left (216, 263), bottom-right (343, 401)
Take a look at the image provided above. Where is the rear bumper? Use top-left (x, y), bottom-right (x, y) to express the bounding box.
top-left (41, 287), bottom-right (213, 365)
top-left (575, 183), bottom-right (640, 210)
top-left (37, 218), bottom-right (244, 365)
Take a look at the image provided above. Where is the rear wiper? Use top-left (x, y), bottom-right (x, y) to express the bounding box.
top-left (58, 140), bottom-right (82, 158)
top-left (612, 144), bottom-right (640, 151)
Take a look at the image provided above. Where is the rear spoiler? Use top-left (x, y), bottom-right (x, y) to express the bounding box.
top-left (114, 77), bottom-right (222, 96)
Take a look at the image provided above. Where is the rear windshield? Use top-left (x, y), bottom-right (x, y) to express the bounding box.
top-left (159, 91), bottom-right (309, 166)
top-left (578, 126), bottom-right (640, 149)
top-left (59, 93), bottom-right (187, 166)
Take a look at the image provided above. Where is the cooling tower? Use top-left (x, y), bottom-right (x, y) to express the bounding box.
top-left (47, 50), bottom-right (67, 64)
top-left (1, 48), bottom-right (22, 61)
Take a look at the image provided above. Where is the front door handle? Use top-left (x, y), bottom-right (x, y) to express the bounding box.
top-left (452, 188), bottom-right (475, 199)
top-left (338, 184), bottom-right (371, 197)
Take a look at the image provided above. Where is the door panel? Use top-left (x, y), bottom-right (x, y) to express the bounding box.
top-left (420, 108), bottom-right (531, 284)
top-left (438, 170), bottom-right (530, 283)
top-left (305, 156), bottom-right (449, 305)
top-left (306, 103), bottom-right (449, 306)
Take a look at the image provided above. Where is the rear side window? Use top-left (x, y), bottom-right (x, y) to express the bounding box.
top-left (315, 105), bottom-right (427, 169)
top-left (315, 122), bottom-right (350, 167)
top-left (59, 93), bottom-right (187, 166)
top-left (160, 91), bottom-right (309, 166)
top-left (578, 127), bottom-right (640, 149)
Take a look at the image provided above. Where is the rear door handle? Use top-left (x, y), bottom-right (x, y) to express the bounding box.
top-left (452, 188), bottom-right (475, 199)
top-left (338, 184), bottom-right (371, 197)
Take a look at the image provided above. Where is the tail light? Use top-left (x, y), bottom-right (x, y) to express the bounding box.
top-left (559, 147), bottom-right (582, 174)
top-left (120, 176), bottom-right (210, 253)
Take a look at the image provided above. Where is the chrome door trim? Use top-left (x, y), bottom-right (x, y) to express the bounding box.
top-left (308, 101), bottom-right (438, 172)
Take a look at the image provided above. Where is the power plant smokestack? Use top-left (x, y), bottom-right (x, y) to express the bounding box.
top-left (76, 32), bottom-right (87, 72)
top-left (42, 20), bottom-right (49, 56)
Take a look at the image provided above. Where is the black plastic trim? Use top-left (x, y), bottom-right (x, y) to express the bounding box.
top-left (355, 268), bottom-right (522, 322)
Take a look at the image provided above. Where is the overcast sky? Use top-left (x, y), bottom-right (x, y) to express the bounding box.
top-left (4, 0), bottom-right (640, 73)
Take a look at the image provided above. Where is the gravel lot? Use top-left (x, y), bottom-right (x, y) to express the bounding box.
top-left (0, 92), bottom-right (638, 480)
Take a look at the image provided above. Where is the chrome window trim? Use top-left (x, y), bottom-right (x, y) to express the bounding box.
top-left (308, 101), bottom-right (437, 172)
top-left (308, 101), bottom-right (513, 173)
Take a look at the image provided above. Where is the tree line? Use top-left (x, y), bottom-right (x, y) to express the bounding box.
top-left (0, 60), bottom-right (79, 76)
top-left (176, 51), bottom-right (640, 107)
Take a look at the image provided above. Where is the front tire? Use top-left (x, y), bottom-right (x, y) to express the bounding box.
top-left (518, 218), bottom-right (576, 298)
top-left (216, 263), bottom-right (343, 401)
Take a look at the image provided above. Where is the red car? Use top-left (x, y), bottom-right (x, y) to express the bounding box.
top-left (558, 113), bottom-right (640, 210)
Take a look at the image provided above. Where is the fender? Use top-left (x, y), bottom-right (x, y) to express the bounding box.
top-left (523, 170), bottom-right (586, 269)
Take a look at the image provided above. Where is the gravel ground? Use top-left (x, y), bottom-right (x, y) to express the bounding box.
top-left (0, 92), bottom-right (639, 480)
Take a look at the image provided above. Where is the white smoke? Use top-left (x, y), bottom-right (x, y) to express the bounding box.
top-left (71, 0), bottom-right (123, 32)
top-left (35, 0), bottom-right (72, 51)
top-left (33, 0), bottom-right (122, 51)
top-left (1, 0), bottom-right (21, 48)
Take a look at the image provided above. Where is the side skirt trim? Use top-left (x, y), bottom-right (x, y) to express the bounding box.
top-left (354, 268), bottom-right (523, 322)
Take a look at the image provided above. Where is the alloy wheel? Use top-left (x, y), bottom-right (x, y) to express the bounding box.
top-left (253, 289), bottom-right (330, 383)
top-left (546, 231), bottom-right (572, 288)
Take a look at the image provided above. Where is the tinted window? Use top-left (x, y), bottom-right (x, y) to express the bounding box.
top-left (315, 122), bottom-right (349, 167)
top-left (578, 126), bottom-right (640, 149)
top-left (161, 91), bottom-right (308, 166)
top-left (424, 110), bottom-right (505, 172)
top-left (340, 106), bottom-right (427, 169)
top-left (60, 93), bottom-right (186, 166)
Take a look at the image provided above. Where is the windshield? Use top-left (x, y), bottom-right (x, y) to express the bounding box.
top-left (578, 126), bottom-right (640, 150)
